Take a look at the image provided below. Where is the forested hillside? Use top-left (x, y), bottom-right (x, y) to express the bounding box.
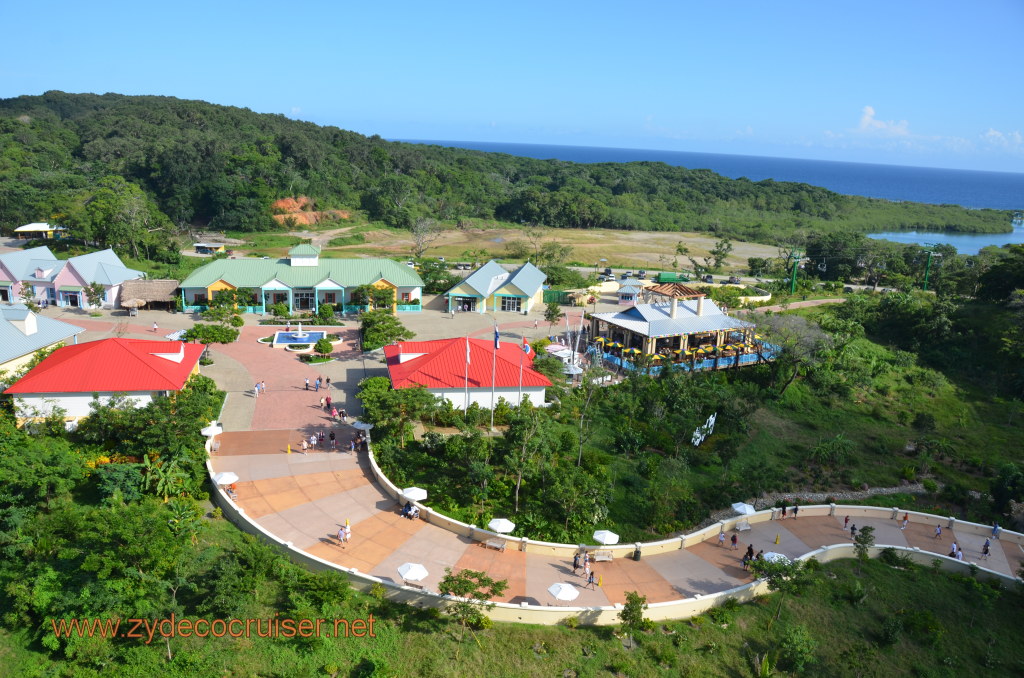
top-left (0, 91), bottom-right (1011, 257)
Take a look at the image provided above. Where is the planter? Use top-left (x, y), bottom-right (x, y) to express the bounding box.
top-left (300, 355), bottom-right (334, 364)
top-left (284, 344), bottom-right (312, 353)
top-left (257, 336), bottom-right (274, 344)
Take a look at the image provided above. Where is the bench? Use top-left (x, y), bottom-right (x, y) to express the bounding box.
top-left (592, 549), bottom-right (613, 562)
top-left (483, 538), bottom-right (506, 552)
top-left (735, 519), bottom-right (751, 532)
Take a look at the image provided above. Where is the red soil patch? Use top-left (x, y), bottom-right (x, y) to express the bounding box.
top-left (271, 196), bottom-right (349, 226)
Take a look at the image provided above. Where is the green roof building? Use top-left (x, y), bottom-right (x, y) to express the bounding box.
top-left (179, 249), bottom-right (424, 314)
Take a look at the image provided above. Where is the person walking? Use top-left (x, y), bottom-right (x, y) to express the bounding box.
top-left (954, 549), bottom-right (963, 561)
top-left (331, 406), bottom-right (339, 422)
top-left (741, 554), bottom-right (750, 571)
top-left (792, 504), bottom-right (799, 520)
top-left (315, 377), bottom-right (321, 392)
top-left (326, 376), bottom-right (331, 390)
top-left (992, 523), bottom-right (1001, 540)
top-left (745, 544), bottom-right (754, 561)
top-left (901, 513), bottom-right (909, 530)
top-left (301, 439), bottom-right (308, 452)
top-left (934, 524), bottom-right (942, 539)
top-left (951, 541), bottom-right (959, 556)
top-left (337, 526), bottom-right (345, 547)
top-left (319, 429), bottom-right (326, 446)
top-left (781, 505), bottom-right (787, 520)
top-left (341, 409), bottom-right (348, 423)
top-left (329, 430), bottom-right (336, 449)
top-left (850, 524), bottom-right (857, 539)
top-left (572, 553), bottom-right (580, 575)
top-left (584, 561), bottom-right (591, 581)
top-left (981, 542), bottom-right (991, 560)
top-left (325, 395), bottom-right (332, 411)
top-left (320, 396), bottom-right (325, 410)
top-left (152, 321), bottom-right (158, 333)
top-left (254, 383), bottom-right (260, 398)
top-left (305, 377), bottom-right (310, 391)
top-left (844, 515), bottom-right (850, 530)
top-left (731, 534), bottom-right (738, 550)
top-left (261, 380), bottom-right (266, 395)
top-left (718, 531), bottom-right (726, 547)
top-left (587, 570), bottom-right (596, 589)
top-left (345, 523), bottom-right (352, 545)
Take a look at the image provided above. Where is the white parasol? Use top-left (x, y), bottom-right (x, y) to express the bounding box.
top-left (592, 529), bottom-right (620, 545)
top-left (402, 487), bottom-right (428, 502)
top-left (730, 502), bottom-right (756, 516)
top-left (213, 471), bottom-right (239, 486)
top-left (547, 582), bottom-right (580, 603)
top-left (488, 518), bottom-right (516, 533)
top-left (762, 552), bottom-right (791, 564)
top-left (398, 562), bottom-right (429, 582)
top-left (351, 421), bottom-right (375, 431)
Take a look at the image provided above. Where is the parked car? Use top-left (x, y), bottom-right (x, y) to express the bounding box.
top-left (620, 273), bottom-right (629, 280)
top-left (603, 267), bottom-right (613, 276)
top-left (638, 269), bottom-right (647, 279)
top-left (702, 274), bottom-right (714, 283)
top-left (727, 276), bottom-right (741, 284)
top-left (599, 274), bottom-right (616, 282)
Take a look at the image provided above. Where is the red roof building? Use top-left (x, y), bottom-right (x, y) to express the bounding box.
top-left (8, 338), bottom-right (205, 424)
top-left (383, 337), bottom-right (551, 408)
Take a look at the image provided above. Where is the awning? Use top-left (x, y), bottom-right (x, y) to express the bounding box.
top-left (58, 285), bottom-right (83, 292)
top-left (0, 281), bottom-right (11, 286)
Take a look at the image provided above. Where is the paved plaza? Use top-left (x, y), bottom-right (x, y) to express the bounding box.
top-left (41, 304), bottom-right (1024, 607)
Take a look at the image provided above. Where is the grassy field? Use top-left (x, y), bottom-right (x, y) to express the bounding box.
top-left (4, 550), bottom-right (1020, 677)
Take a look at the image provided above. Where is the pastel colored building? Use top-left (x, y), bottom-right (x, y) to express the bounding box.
top-left (6, 338), bottom-right (205, 425)
top-left (178, 245), bottom-right (424, 314)
top-left (0, 246), bottom-right (143, 308)
top-left (444, 260), bottom-right (545, 314)
top-left (0, 304), bottom-right (84, 379)
top-left (384, 337), bottom-right (551, 408)
top-left (13, 222), bottom-right (66, 240)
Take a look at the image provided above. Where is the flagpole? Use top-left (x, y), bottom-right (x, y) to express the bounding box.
top-left (490, 320), bottom-right (498, 431)
top-left (464, 336), bottom-right (470, 413)
top-left (518, 331), bottom-right (524, 406)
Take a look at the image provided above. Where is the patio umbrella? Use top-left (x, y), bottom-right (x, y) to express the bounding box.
top-left (623, 348), bottom-right (641, 355)
top-left (398, 562), bottom-right (429, 582)
top-left (402, 487), bottom-right (428, 502)
top-left (547, 582), bottom-right (580, 603)
top-left (762, 552), bottom-right (790, 564)
top-left (595, 337), bottom-right (607, 344)
top-left (213, 471), bottom-right (239, 486)
top-left (121, 298), bottom-right (147, 309)
top-left (351, 421), bottom-right (375, 431)
top-left (647, 353), bottom-right (663, 360)
top-left (200, 422), bottom-right (223, 437)
top-left (730, 502), bottom-right (756, 516)
top-left (592, 529), bottom-right (620, 545)
top-left (488, 518), bottom-right (516, 533)
top-left (563, 364), bottom-right (584, 375)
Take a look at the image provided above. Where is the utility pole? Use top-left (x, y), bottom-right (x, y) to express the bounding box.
top-left (788, 248), bottom-right (803, 294)
top-left (922, 250), bottom-right (935, 291)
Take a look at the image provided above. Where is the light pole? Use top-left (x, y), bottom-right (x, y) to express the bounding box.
top-left (484, 312), bottom-right (499, 432)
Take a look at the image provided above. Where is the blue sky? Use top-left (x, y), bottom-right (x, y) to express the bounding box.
top-left (2, 1), bottom-right (1022, 172)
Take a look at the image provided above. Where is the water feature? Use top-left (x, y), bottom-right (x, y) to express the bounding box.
top-left (868, 217), bottom-right (1024, 255)
top-left (273, 326), bottom-right (326, 346)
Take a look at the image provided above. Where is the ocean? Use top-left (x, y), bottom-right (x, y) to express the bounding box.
top-left (401, 140), bottom-right (1024, 212)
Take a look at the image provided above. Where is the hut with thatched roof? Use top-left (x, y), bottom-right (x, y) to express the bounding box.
top-left (119, 279), bottom-right (180, 311)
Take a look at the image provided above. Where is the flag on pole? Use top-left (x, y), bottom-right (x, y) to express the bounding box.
top-left (465, 336), bottom-right (471, 364)
top-left (522, 337), bottom-right (531, 354)
top-left (494, 327), bottom-right (501, 350)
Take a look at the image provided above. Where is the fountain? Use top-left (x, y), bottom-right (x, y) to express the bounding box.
top-left (272, 320), bottom-right (326, 348)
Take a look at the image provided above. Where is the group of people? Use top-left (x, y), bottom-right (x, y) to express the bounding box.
top-left (779, 502), bottom-right (799, 519)
top-left (571, 552), bottom-right (600, 589)
top-left (399, 501), bottom-right (420, 520)
top-left (252, 380), bottom-right (267, 398)
top-left (337, 522), bottom-right (351, 547)
top-left (740, 545), bottom-right (762, 571)
top-left (305, 375), bottom-right (330, 392)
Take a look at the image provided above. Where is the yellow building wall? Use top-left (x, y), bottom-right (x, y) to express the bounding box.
top-left (372, 279), bottom-right (398, 313)
top-left (0, 341), bottom-right (63, 376)
top-left (206, 279), bottom-right (237, 299)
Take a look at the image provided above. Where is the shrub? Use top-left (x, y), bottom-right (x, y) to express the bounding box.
top-left (562, 615), bottom-right (580, 629)
top-left (922, 478), bottom-right (938, 493)
top-left (779, 624), bottom-right (817, 672)
top-left (880, 616), bottom-right (903, 646)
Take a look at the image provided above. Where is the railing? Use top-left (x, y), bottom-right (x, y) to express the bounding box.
top-left (396, 304), bottom-right (422, 312)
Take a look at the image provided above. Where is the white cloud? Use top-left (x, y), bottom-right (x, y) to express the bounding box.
top-left (856, 105), bottom-right (909, 137)
top-left (982, 128), bottom-right (1023, 150)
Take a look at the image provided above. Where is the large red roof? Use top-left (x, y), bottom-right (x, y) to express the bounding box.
top-left (383, 337), bottom-right (552, 390)
top-left (6, 338), bottom-right (205, 394)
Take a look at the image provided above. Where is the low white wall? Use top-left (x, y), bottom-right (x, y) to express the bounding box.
top-left (210, 439), bottom-right (1024, 626)
top-left (16, 391), bottom-right (154, 420)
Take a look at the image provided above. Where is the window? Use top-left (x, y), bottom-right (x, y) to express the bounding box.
top-left (194, 293), bottom-right (207, 304)
top-left (500, 297), bottom-right (521, 312)
top-left (401, 292), bottom-right (411, 302)
top-left (324, 292), bottom-right (336, 303)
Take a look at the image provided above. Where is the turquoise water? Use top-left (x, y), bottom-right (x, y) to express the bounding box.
top-left (867, 226), bottom-right (1024, 255)
top-left (275, 331), bottom-right (325, 344)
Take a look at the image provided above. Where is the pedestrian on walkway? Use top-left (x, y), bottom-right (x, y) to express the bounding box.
top-left (586, 569), bottom-right (594, 589)
top-left (781, 505), bottom-right (787, 520)
top-left (261, 380), bottom-right (266, 395)
top-left (792, 504), bottom-right (799, 519)
top-left (305, 377), bottom-right (309, 390)
top-left (731, 534), bottom-right (738, 550)
top-left (338, 526), bottom-right (345, 546)
top-left (301, 439), bottom-right (308, 452)
top-left (992, 523), bottom-right (1001, 539)
top-left (349, 439), bottom-right (356, 453)
top-left (319, 429), bottom-right (326, 446)
top-left (309, 434), bottom-right (317, 449)
top-left (345, 523), bottom-right (352, 544)
top-left (329, 430), bottom-right (336, 449)
top-left (152, 321), bottom-right (158, 333)
top-left (534, 319), bottom-right (538, 329)
top-left (254, 383), bottom-right (260, 398)
top-left (741, 554), bottom-right (749, 571)
top-left (325, 395), bottom-right (332, 411)
top-left (340, 409), bottom-right (348, 423)
top-left (850, 524), bottom-right (857, 539)
top-left (326, 376), bottom-right (331, 389)
top-left (934, 524), bottom-right (942, 539)
top-left (981, 543), bottom-right (991, 560)
top-left (320, 396), bottom-right (325, 409)
top-left (955, 549), bottom-right (963, 561)
top-left (901, 513), bottom-right (909, 530)
top-left (718, 531), bottom-right (726, 547)
top-left (745, 544), bottom-right (754, 561)
top-left (331, 407), bottom-right (339, 421)
top-left (951, 541), bottom-right (958, 555)
top-left (844, 515), bottom-right (850, 529)
top-left (572, 553), bottom-right (580, 575)
top-left (315, 377), bottom-right (320, 392)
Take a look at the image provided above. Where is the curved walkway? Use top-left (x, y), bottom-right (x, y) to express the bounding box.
top-left (54, 309), bottom-right (1021, 610)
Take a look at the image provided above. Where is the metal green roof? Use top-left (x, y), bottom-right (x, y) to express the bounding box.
top-left (288, 244), bottom-right (321, 256)
top-left (179, 258), bottom-right (424, 290)
top-left (58, 285), bottom-right (83, 292)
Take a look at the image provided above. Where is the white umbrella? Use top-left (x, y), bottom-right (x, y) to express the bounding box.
top-left (592, 529), bottom-right (620, 545)
top-left (403, 487), bottom-right (428, 502)
top-left (351, 421), bottom-right (375, 431)
top-left (488, 518), bottom-right (516, 533)
top-left (731, 502), bottom-right (756, 516)
top-left (164, 329), bottom-right (187, 341)
top-left (201, 422), bottom-right (223, 437)
top-left (398, 562), bottom-right (429, 582)
top-left (762, 552), bottom-right (790, 564)
top-left (547, 582), bottom-right (580, 603)
top-left (213, 471), bottom-right (239, 486)
top-left (562, 364), bottom-right (584, 375)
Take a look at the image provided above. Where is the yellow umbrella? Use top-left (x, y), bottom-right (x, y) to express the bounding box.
top-left (648, 354), bottom-right (663, 360)
top-left (595, 337), bottom-right (607, 343)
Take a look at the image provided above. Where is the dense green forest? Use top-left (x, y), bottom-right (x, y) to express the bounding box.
top-left (0, 91), bottom-right (1012, 259)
